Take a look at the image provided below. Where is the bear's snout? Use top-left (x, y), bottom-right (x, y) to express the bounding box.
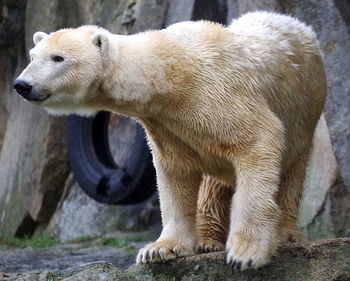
top-left (14, 79), bottom-right (32, 98)
top-left (13, 79), bottom-right (51, 102)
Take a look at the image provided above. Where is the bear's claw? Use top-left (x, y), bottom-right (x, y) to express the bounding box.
top-left (227, 255), bottom-right (253, 271)
top-left (196, 240), bottom-right (225, 253)
top-left (136, 239), bottom-right (194, 264)
top-left (226, 233), bottom-right (274, 271)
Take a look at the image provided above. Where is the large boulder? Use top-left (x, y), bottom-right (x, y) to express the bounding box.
top-left (47, 176), bottom-right (160, 242)
top-left (2, 239), bottom-right (350, 281)
top-left (300, 116), bottom-right (350, 239)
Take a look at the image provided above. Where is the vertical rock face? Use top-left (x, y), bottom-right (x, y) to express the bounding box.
top-left (0, 0), bottom-right (349, 241)
top-left (299, 116), bottom-right (350, 238)
top-left (299, 116), bottom-right (338, 230)
top-left (0, 0), bottom-right (72, 235)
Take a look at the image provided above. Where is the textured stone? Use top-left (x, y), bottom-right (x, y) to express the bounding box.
top-left (305, 177), bottom-right (350, 239)
top-left (131, 0), bottom-right (169, 32)
top-left (165, 0), bottom-right (196, 25)
top-left (0, 1), bottom-right (26, 47)
top-left (0, 245), bottom-right (136, 274)
top-left (300, 116), bottom-right (350, 239)
top-left (235, 0), bottom-right (283, 14)
top-left (0, 230), bottom-right (157, 274)
top-left (299, 115), bottom-right (338, 229)
top-left (192, 0), bottom-right (227, 24)
top-left (0, 0), bottom-right (74, 235)
top-left (2, 239), bottom-right (350, 281)
top-left (0, 0), bottom-right (26, 158)
top-left (47, 179), bottom-right (160, 242)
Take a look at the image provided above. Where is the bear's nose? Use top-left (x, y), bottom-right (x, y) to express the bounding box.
top-left (14, 79), bottom-right (32, 97)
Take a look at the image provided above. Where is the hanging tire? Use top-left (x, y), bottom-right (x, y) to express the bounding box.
top-left (66, 111), bottom-right (156, 205)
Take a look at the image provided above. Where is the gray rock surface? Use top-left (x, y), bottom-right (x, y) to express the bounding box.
top-left (0, 229), bottom-right (159, 274)
top-left (0, 245), bottom-right (135, 274)
top-left (1, 239), bottom-right (349, 281)
top-left (299, 115), bottom-right (350, 238)
top-left (48, 179), bottom-right (160, 242)
top-left (305, 177), bottom-right (350, 239)
top-left (299, 115), bottom-right (338, 228)
top-left (0, 0), bottom-right (72, 236)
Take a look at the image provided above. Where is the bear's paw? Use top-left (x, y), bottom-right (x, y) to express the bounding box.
top-left (226, 233), bottom-right (277, 271)
top-left (136, 238), bottom-right (195, 264)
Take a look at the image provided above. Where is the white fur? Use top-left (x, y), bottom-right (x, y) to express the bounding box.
top-left (15, 12), bottom-right (326, 271)
top-left (33, 31), bottom-right (48, 45)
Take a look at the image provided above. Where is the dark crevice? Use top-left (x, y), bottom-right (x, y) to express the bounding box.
top-left (15, 212), bottom-right (39, 238)
top-left (334, 0), bottom-right (350, 34)
top-left (96, 174), bottom-right (110, 196)
top-left (192, 0), bottom-right (228, 24)
top-left (92, 112), bottom-right (118, 169)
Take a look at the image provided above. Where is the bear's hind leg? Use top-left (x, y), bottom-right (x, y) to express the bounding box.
top-left (277, 150), bottom-right (311, 243)
top-left (196, 176), bottom-right (233, 253)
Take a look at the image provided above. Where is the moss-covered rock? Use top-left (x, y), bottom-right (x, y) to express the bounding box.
top-left (3, 239), bottom-right (350, 281)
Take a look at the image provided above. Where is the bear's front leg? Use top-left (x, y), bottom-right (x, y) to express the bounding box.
top-left (136, 163), bottom-right (201, 264)
top-left (226, 128), bottom-right (284, 270)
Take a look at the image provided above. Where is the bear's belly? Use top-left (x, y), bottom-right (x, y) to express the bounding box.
top-left (142, 117), bottom-right (237, 186)
top-left (192, 145), bottom-right (236, 186)
top-left (175, 137), bottom-right (237, 186)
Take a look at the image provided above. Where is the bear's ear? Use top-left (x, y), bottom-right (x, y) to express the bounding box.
top-left (33, 31), bottom-right (48, 45)
top-left (91, 30), bottom-right (109, 55)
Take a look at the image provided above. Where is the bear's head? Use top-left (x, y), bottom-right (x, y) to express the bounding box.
top-left (14, 26), bottom-right (111, 115)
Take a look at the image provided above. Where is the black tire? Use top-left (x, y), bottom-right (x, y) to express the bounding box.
top-left (66, 111), bottom-right (156, 205)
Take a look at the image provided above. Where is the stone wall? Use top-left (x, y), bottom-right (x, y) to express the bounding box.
top-left (0, 0), bottom-right (71, 236)
top-left (0, 0), bottom-right (349, 241)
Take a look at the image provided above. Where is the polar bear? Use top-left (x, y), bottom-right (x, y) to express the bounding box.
top-left (14, 11), bottom-right (326, 270)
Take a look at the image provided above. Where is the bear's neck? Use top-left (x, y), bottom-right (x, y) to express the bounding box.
top-left (98, 31), bottom-right (192, 117)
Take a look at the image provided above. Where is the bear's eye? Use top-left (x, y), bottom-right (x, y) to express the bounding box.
top-left (51, 55), bottom-right (64, 62)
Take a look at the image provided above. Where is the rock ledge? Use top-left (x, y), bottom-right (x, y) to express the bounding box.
top-left (2, 238), bottom-right (350, 281)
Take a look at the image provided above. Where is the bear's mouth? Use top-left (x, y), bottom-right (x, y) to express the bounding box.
top-left (21, 87), bottom-right (51, 103)
top-left (25, 93), bottom-right (51, 102)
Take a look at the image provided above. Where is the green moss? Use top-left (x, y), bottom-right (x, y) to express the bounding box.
top-left (124, 245), bottom-right (138, 254)
top-left (66, 235), bottom-right (98, 244)
top-left (94, 237), bottom-right (122, 247)
top-left (91, 234), bottom-right (148, 252)
top-left (0, 231), bottom-right (59, 249)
